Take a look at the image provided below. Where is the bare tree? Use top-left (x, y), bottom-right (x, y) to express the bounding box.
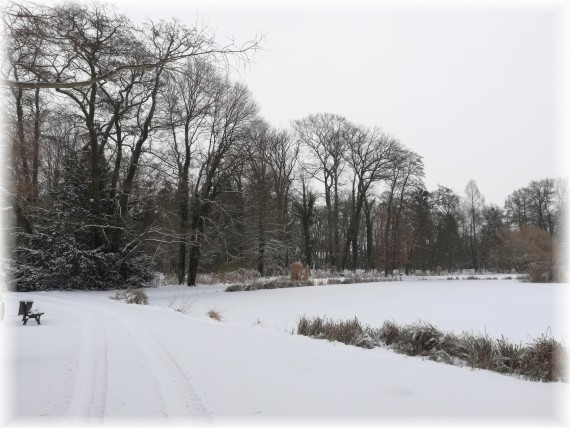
top-left (342, 126), bottom-right (401, 271)
top-left (463, 179), bottom-right (485, 271)
top-left (158, 59), bottom-right (217, 283)
top-left (387, 150), bottom-right (424, 275)
top-left (380, 146), bottom-right (424, 275)
top-left (1, 2), bottom-right (261, 90)
top-left (292, 172), bottom-right (317, 268)
top-left (505, 178), bottom-right (565, 238)
top-left (267, 128), bottom-right (299, 266)
top-left (527, 178), bottom-right (555, 236)
top-left (4, 2), bottom-right (261, 251)
top-left (497, 225), bottom-right (558, 281)
top-left (186, 81), bottom-right (258, 286)
top-left (294, 113), bottom-right (348, 270)
top-left (242, 119), bottom-right (274, 275)
top-left (504, 187), bottom-right (531, 229)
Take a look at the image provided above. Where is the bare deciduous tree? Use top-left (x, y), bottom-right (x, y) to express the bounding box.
top-left (186, 81), bottom-right (258, 286)
top-left (294, 113), bottom-right (348, 270)
top-left (463, 179), bottom-right (485, 272)
top-left (342, 126), bottom-right (401, 271)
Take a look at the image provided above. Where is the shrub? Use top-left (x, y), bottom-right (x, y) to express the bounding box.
top-left (112, 288), bottom-right (148, 305)
top-left (198, 268), bottom-right (260, 285)
top-left (494, 336), bottom-right (523, 374)
top-left (296, 316), bottom-right (566, 382)
top-left (297, 316), bottom-right (374, 348)
top-left (527, 266), bottom-right (550, 283)
top-left (520, 335), bottom-right (566, 382)
top-left (221, 268), bottom-right (260, 284)
top-left (10, 234), bottom-right (154, 292)
top-left (394, 322), bottom-right (444, 357)
top-left (225, 279), bottom-right (314, 292)
top-left (376, 320), bottom-right (400, 345)
top-left (207, 309), bottom-right (222, 321)
top-left (461, 333), bottom-right (496, 370)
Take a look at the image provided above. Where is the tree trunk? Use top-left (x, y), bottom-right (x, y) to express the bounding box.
top-left (257, 233), bottom-right (265, 276)
top-left (364, 199), bottom-right (374, 272)
top-left (325, 187), bottom-right (335, 270)
top-left (176, 177), bottom-right (190, 284)
top-left (13, 199), bottom-right (32, 234)
top-left (186, 199), bottom-right (208, 287)
top-left (383, 195), bottom-right (394, 276)
top-left (333, 177), bottom-right (341, 269)
top-left (31, 88), bottom-right (41, 201)
top-left (177, 241), bottom-right (187, 284)
top-left (187, 237), bottom-right (201, 287)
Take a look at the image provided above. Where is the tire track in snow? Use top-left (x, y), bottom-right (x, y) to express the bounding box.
top-left (66, 311), bottom-right (109, 420)
top-left (111, 310), bottom-right (212, 421)
top-left (28, 293), bottom-right (109, 421)
top-left (42, 294), bottom-right (169, 419)
top-left (22, 292), bottom-right (212, 421)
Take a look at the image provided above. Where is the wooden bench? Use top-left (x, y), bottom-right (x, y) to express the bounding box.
top-left (18, 301), bottom-right (44, 325)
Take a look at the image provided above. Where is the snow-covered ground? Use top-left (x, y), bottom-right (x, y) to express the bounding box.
top-left (1, 277), bottom-right (568, 427)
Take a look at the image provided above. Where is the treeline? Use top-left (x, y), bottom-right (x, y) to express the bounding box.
top-left (3, 2), bottom-right (566, 290)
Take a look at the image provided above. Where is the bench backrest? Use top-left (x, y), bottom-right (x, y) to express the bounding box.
top-left (18, 301), bottom-right (34, 315)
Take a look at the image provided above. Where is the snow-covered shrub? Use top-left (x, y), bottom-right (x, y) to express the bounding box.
top-left (461, 333), bottom-right (495, 370)
top-left (526, 265), bottom-right (550, 283)
top-left (494, 336), bottom-right (523, 374)
top-left (247, 279), bottom-right (313, 291)
top-left (112, 288), bottom-right (148, 305)
top-left (225, 279), bottom-right (314, 292)
top-left (352, 331), bottom-right (377, 349)
top-left (519, 335), bottom-right (566, 382)
top-left (377, 321), bottom-right (400, 345)
top-left (9, 150), bottom-right (154, 291)
top-left (297, 316), bottom-right (373, 348)
top-left (393, 322), bottom-right (444, 356)
top-left (10, 235), bottom-right (154, 291)
top-left (222, 268), bottom-right (260, 284)
top-left (297, 316), bottom-right (566, 382)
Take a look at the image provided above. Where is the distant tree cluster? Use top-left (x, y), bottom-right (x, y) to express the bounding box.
top-left (2, 1), bottom-right (567, 290)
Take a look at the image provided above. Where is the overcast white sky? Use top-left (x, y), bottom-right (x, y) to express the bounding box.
top-left (117, 0), bottom-right (568, 205)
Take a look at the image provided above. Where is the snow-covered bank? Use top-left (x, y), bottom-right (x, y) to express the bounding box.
top-left (1, 279), bottom-right (568, 426)
top-left (149, 279), bottom-right (567, 343)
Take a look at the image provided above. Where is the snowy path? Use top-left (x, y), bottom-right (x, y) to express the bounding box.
top-left (1, 280), bottom-right (568, 426)
top-left (2, 291), bottom-right (212, 424)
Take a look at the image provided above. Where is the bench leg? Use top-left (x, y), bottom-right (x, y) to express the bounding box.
top-left (23, 317), bottom-right (28, 325)
top-left (36, 316), bottom-right (41, 325)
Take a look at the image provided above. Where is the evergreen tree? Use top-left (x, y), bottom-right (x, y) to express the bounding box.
top-left (10, 150), bottom-right (153, 291)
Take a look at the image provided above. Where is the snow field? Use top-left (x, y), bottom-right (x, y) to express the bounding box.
top-left (1, 278), bottom-right (568, 426)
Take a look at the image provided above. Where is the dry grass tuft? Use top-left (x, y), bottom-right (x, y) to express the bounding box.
top-left (207, 309), bottom-right (222, 321)
top-left (377, 320), bottom-right (400, 345)
top-left (520, 335), bottom-right (567, 382)
top-left (168, 294), bottom-right (194, 314)
top-left (225, 279), bottom-right (314, 292)
top-left (296, 315), bottom-right (566, 382)
top-left (297, 316), bottom-right (375, 348)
